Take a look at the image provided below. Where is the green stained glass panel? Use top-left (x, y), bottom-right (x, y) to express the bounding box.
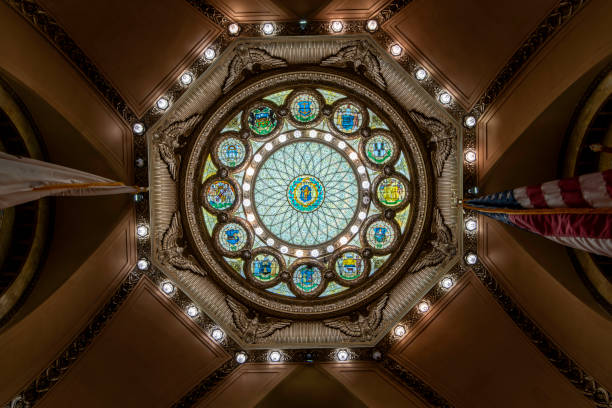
top-left (264, 90), bottom-right (292, 106)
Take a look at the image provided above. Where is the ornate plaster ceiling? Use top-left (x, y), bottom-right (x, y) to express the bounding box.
top-left (148, 35), bottom-right (461, 348)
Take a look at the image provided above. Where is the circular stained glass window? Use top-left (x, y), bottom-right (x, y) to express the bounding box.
top-left (251, 253), bottom-right (280, 282)
top-left (365, 134), bottom-right (394, 165)
top-left (333, 102), bottom-right (363, 134)
top-left (366, 220), bottom-right (396, 250)
top-left (247, 105), bottom-right (277, 136)
top-left (218, 137), bottom-right (246, 168)
top-left (291, 93), bottom-right (320, 123)
top-left (293, 264), bottom-right (322, 293)
top-left (195, 84), bottom-right (420, 301)
top-left (376, 178), bottom-right (406, 208)
top-left (335, 251), bottom-right (364, 281)
top-left (218, 223), bottom-right (247, 252)
top-left (206, 180), bottom-right (236, 210)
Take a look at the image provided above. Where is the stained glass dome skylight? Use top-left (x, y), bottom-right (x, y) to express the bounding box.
top-left (197, 85), bottom-right (414, 300)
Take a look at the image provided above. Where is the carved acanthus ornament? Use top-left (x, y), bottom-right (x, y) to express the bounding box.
top-left (155, 114), bottom-right (202, 181)
top-left (226, 297), bottom-right (291, 343)
top-left (223, 45), bottom-right (288, 93)
top-left (408, 110), bottom-right (456, 178)
top-left (324, 294), bottom-right (389, 341)
top-left (321, 41), bottom-right (387, 90)
top-left (158, 212), bottom-right (205, 277)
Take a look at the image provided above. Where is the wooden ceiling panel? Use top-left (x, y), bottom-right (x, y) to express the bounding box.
top-left (207, 0), bottom-right (296, 22)
top-left (312, 0), bottom-right (391, 19)
top-left (37, 0), bottom-right (221, 117)
top-left (196, 364), bottom-right (298, 407)
top-left (384, 0), bottom-right (557, 109)
top-left (320, 362), bottom-right (429, 408)
top-left (389, 273), bottom-right (592, 408)
top-left (36, 278), bottom-right (229, 408)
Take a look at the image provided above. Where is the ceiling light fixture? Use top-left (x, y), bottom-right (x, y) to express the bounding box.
top-left (136, 225), bottom-right (149, 238)
top-left (228, 23), bottom-right (240, 36)
top-left (269, 351), bottom-right (282, 362)
top-left (394, 325), bottom-right (406, 337)
top-left (440, 277), bottom-right (454, 289)
top-left (156, 97), bottom-right (169, 110)
top-left (465, 219), bottom-right (477, 232)
top-left (390, 44), bottom-right (403, 56)
top-left (204, 48), bottom-right (216, 61)
top-left (417, 301), bottom-right (430, 313)
top-left (236, 352), bottom-right (248, 364)
top-left (464, 150), bottom-right (477, 163)
top-left (415, 68), bottom-right (428, 81)
top-left (187, 305), bottom-right (199, 317)
top-left (337, 349), bottom-right (349, 361)
top-left (438, 92), bottom-right (452, 105)
top-left (366, 19), bottom-right (379, 32)
top-left (180, 72), bottom-right (193, 86)
top-left (331, 21), bottom-right (344, 33)
top-left (161, 281), bottom-right (175, 295)
top-left (465, 253), bottom-right (478, 265)
top-left (262, 23), bottom-right (275, 35)
top-left (137, 259), bottom-right (150, 270)
top-left (132, 122), bottom-right (145, 135)
top-left (464, 115), bottom-right (477, 128)
top-left (212, 328), bottom-right (225, 341)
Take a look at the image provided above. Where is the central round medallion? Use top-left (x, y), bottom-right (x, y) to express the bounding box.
top-left (253, 139), bottom-right (359, 247)
top-left (287, 175), bottom-right (325, 212)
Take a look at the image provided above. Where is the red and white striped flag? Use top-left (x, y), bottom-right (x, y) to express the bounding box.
top-left (464, 170), bottom-right (612, 257)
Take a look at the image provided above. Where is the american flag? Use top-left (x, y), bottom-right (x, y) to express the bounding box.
top-left (464, 170), bottom-right (612, 257)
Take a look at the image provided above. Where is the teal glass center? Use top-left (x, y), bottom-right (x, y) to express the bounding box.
top-left (287, 175), bottom-right (325, 212)
top-left (253, 140), bottom-right (358, 246)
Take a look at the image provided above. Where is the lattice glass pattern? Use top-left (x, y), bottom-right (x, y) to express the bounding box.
top-left (253, 141), bottom-right (358, 246)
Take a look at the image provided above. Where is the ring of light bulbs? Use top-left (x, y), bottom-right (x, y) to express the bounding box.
top-left (137, 18), bottom-right (481, 360)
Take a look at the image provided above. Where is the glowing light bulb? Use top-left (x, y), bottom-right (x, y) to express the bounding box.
top-left (132, 122), bottom-right (145, 135)
top-left (390, 44), bottom-right (403, 56)
top-left (417, 301), bottom-right (430, 313)
top-left (156, 97), bottom-right (169, 110)
top-left (415, 68), bottom-right (428, 81)
top-left (394, 325), bottom-right (406, 337)
top-left (180, 72), bottom-right (193, 85)
top-left (236, 352), bottom-right (247, 363)
top-left (331, 21), bottom-right (344, 33)
top-left (262, 23), bottom-right (275, 35)
top-left (187, 305), bottom-right (199, 317)
top-left (438, 92), bottom-right (452, 105)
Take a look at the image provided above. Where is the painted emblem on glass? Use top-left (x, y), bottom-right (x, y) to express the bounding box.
top-left (335, 252), bottom-right (364, 281)
top-left (218, 137), bottom-right (246, 168)
top-left (291, 93), bottom-right (319, 123)
top-left (365, 135), bottom-right (394, 165)
top-left (293, 264), bottom-right (322, 293)
top-left (206, 180), bottom-right (236, 210)
top-left (248, 106), bottom-right (277, 136)
top-left (377, 178), bottom-right (406, 207)
top-left (287, 175), bottom-right (325, 212)
top-left (366, 220), bottom-right (395, 250)
top-left (333, 103), bottom-right (362, 133)
top-left (252, 253), bottom-right (280, 282)
top-left (219, 223), bottom-right (247, 252)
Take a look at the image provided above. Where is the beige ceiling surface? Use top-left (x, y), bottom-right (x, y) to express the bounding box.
top-left (384, 0), bottom-right (557, 109)
top-left (390, 274), bottom-right (592, 408)
top-left (38, 0), bottom-right (221, 117)
top-left (37, 278), bottom-right (229, 408)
